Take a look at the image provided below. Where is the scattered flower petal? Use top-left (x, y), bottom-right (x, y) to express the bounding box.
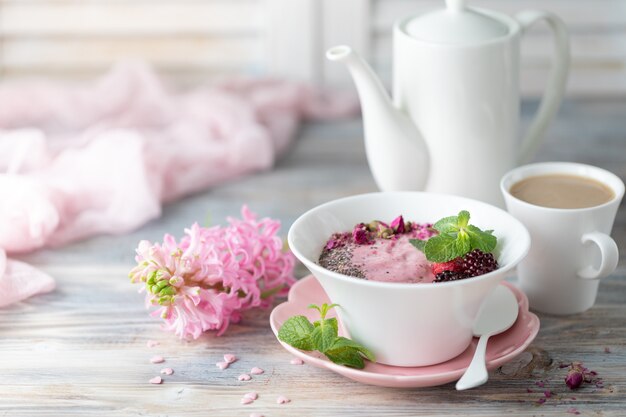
top-left (160, 368), bottom-right (174, 375)
top-left (250, 414), bottom-right (264, 417)
top-left (216, 361), bottom-right (229, 370)
top-left (290, 358), bottom-right (304, 365)
top-left (238, 374), bottom-right (251, 381)
top-left (241, 397), bottom-right (254, 405)
top-left (566, 408), bottom-right (581, 415)
top-left (544, 390), bottom-right (552, 398)
top-left (224, 354), bottom-right (237, 364)
top-left (526, 388), bottom-right (533, 393)
top-left (535, 381), bottom-right (545, 388)
top-left (244, 392), bottom-right (258, 400)
top-left (150, 355), bottom-right (165, 364)
top-left (250, 367), bottom-right (264, 375)
top-left (149, 376), bottom-right (162, 384)
top-left (276, 395), bottom-right (290, 404)
top-left (147, 340), bottom-right (159, 348)
top-left (536, 398), bottom-right (546, 405)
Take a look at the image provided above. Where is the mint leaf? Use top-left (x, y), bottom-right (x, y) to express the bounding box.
top-left (466, 225), bottom-right (497, 253)
top-left (433, 215), bottom-right (459, 234)
top-left (455, 229), bottom-right (471, 255)
top-left (307, 304), bottom-right (321, 315)
top-left (311, 323), bottom-right (337, 353)
top-left (278, 316), bottom-right (314, 350)
top-left (409, 238), bottom-right (427, 252)
top-left (308, 303), bottom-right (339, 320)
top-left (457, 210), bottom-right (470, 228)
top-left (314, 317), bottom-right (338, 335)
top-left (279, 303), bottom-right (375, 369)
top-left (420, 210), bottom-right (498, 262)
top-left (424, 234), bottom-right (459, 263)
top-left (329, 336), bottom-right (375, 362)
top-left (325, 347), bottom-right (365, 369)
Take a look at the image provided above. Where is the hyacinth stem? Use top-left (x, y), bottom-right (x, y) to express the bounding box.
top-left (260, 285), bottom-right (284, 299)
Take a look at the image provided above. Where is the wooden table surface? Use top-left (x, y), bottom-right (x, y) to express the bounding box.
top-left (3, 98), bottom-right (625, 416)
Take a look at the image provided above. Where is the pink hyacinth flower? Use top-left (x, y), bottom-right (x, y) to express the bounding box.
top-left (129, 206), bottom-right (295, 339)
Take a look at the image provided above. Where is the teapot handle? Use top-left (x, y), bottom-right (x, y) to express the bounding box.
top-left (515, 11), bottom-right (570, 164)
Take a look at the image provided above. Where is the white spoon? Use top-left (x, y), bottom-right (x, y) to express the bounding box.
top-left (455, 285), bottom-right (519, 391)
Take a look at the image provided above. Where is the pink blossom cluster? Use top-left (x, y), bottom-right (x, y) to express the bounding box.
top-left (129, 206), bottom-right (295, 339)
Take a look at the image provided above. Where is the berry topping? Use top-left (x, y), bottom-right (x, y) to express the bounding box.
top-left (462, 249), bottom-right (498, 277)
top-left (431, 258), bottom-right (464, 276)
top-left (434, 270), bottom-right (467, 283)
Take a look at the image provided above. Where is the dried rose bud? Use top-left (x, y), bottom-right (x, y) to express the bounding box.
top-left (352, 224), bottom-right (371, 245)
top-left (565, 363), bottom-right (586, 390)
top-left (390, 215), bottom-right (406, 234)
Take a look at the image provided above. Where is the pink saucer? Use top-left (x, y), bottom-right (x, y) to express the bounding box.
top-left (270, 275), bottom-right (540, 388)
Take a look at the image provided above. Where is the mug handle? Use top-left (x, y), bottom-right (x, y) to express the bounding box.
top-left (515, 10), bottom-right (570, 164)
top-left (577, 232), bottom-right (619, 280)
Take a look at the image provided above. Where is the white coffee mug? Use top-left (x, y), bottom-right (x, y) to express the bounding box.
top-left (501, 162), bottom-right (624, 315)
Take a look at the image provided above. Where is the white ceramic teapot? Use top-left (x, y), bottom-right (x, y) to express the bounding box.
top-left (327, 0), bottom-right (570, 206)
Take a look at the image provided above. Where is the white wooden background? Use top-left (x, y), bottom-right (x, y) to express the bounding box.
top-left (0, 0), bottom-right (624, 96)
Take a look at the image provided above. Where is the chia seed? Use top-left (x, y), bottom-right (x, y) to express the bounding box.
top-left (318, 244), bottom-right (365, 279)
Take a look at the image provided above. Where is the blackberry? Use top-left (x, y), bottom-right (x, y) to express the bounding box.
top-left (434, 270), bottom-right (467, 283)
top-left (462, 249), bottom-right (498, 277)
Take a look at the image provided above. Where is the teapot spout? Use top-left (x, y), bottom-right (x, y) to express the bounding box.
top-left (326, 45), bottom-right (429, 191)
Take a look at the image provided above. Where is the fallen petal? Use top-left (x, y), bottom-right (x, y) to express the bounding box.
top-left (244, 392), bottom-right (258, 400)
top-left (276, 395), bottom-right (290, 404)
top-left (147, 340), bottom-right (160, 348)
top-left (149, 376), bottom-right (162, 384)
top-left (241, 397), bottom-right (254, 405)
top-left (224, 354), bottom-right (237, 364)
top-left (250, 367), bottom-right (264, 375)
top-left (238, 374), bottom-right (251, 381)
top-left (249, 414), bottom-right (264, 417)
top-left (290, 358), bottom-right (304, 365)
top-left (150, 355), bottom-right (165, 364)
top-left (216, 361), bottom-right (229, 370)
top-left (160, 368), bottom-right (174, 375)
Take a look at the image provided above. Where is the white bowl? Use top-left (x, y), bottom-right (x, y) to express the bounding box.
top-left (288, 192), bottom-right (530, 367)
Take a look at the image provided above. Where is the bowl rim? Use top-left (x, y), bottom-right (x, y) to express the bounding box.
top-left (288, 191), bottom-right (531, 290)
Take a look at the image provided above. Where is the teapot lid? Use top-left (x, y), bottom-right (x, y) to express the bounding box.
top-left (404, 0), bottom-right (508, 44)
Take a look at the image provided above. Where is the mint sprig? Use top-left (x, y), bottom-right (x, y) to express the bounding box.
top-left (409, 210), bottom-right (496, 263)
top-left (277, 303), bottom-right (374, 369)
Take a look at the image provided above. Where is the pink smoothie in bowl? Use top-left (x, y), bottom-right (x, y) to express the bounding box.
top-left (318, 218), bottom-right (437, 283)
top-left (317, 213), bottom-right (500, 285)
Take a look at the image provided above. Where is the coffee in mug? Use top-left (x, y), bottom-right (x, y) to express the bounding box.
top-left (501, 162), bottom-right (624, 315)
top-left (510, 174), bottom-right (614, 209)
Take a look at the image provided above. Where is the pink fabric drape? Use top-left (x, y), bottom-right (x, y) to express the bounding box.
top-left (0, 62), bottom-right (358, 254)
top-left (0, 62), bottom-right (357, 307)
